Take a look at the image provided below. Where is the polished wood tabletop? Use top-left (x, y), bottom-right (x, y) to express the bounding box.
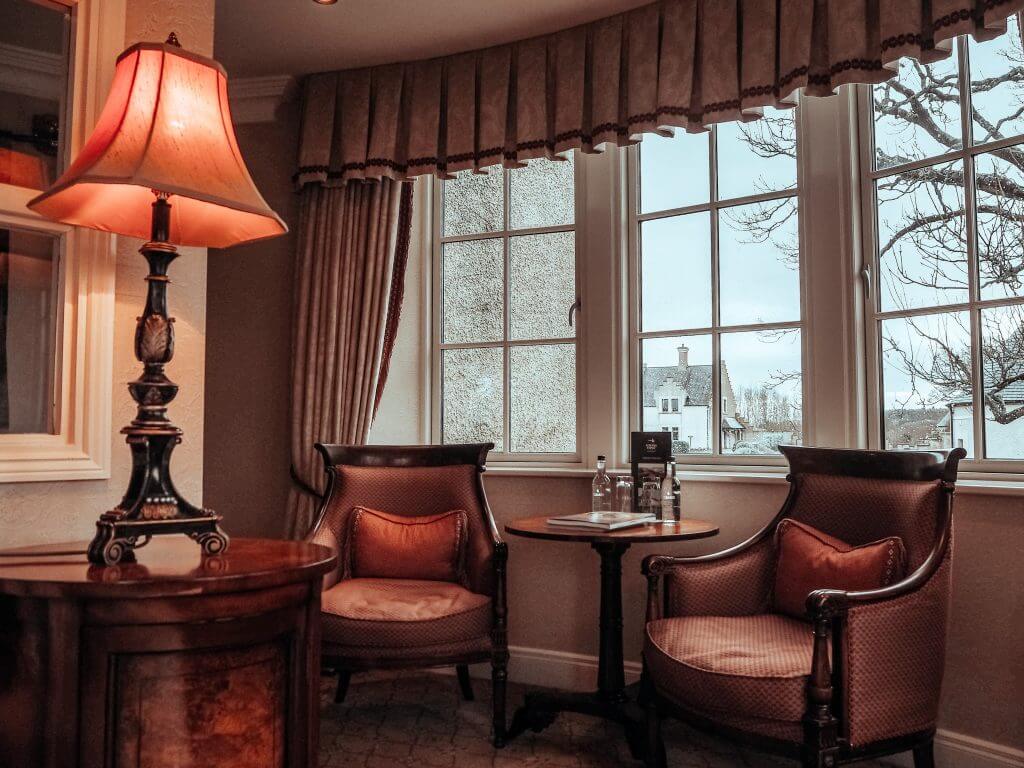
top-left (505, 515), bottom-right (719, 544)
top-left (0, 537), bottom-right (336, 599)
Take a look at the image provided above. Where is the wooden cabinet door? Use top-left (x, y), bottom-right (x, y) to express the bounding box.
top-left (111, 641), bottom-right (288, 768)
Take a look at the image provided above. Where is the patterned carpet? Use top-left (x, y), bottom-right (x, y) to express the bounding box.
top-left (318, 671), bottom-right (895, 768)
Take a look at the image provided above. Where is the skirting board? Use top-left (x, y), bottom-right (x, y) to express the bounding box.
top-left (443, 647), bottom-right (1022, 768)
top-left (443, 644), bottom-right (641, 691)
top-left (881, 731), bottom-right (1024, 768)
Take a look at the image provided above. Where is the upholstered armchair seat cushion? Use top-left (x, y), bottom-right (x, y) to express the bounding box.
top-left (321, 578), bottom-right (492, 651)
top-left (645, 614), bottom-right (814, 727)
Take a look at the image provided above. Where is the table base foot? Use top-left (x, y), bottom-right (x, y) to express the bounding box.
top-left (506, 685), bottom-right (646, 759)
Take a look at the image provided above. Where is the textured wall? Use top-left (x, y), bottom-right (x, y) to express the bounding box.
top-left (0, 0), bottom-right (214, 548)
top-left (203, 101), bottom-right (300, 538)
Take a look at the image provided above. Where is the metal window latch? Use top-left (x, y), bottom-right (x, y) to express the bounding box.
top-left (860, 264), bottom-right (872, 298)
top-left (569, 296), bottom-right (582, 327)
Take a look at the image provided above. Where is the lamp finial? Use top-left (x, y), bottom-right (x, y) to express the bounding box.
top-left (166, 31), bottom-right (181, 47)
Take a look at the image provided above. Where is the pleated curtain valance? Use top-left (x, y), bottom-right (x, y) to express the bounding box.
top-left (295, 0), bottom-right (1024, 186)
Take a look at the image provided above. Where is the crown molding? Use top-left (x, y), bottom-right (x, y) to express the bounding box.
top-left (228, 75), bottom-right (298, 124)
top-left (0, 42), bottom-right (65, 101)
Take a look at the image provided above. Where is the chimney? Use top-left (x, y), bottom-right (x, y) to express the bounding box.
top-left (677, 344), bottom-right (689, 370)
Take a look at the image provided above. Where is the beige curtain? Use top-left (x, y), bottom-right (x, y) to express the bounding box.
top-left (286, 179), bottom-right (412, 538)
top-left (296, 0), bottom-right (1023, 184)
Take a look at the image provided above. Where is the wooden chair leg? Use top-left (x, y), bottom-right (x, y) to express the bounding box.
top-left (913, 740), bottom-right (936, 768)
top-left (641, 668), bottom-right (666, 768)
top-left (334, 670), bottom-right (351, 704)
top-left (491, 653), bottom-right (508, 748)
top-left (456, 664), bottom-right (474, 701)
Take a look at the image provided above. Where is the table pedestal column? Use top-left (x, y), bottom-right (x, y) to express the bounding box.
top-left (507, 541), bottom-right (643, 756)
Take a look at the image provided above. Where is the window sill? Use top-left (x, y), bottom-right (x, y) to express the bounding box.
top-left (955, 476), bottom-right (1024, 497)
top-left (484, 466), bottom-right (1024, 494)
top-left (485, 464), bottom-right (789, 483)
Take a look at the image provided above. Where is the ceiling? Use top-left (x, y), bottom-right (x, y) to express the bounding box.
top-left (214, 0), bottom-right (652, 78)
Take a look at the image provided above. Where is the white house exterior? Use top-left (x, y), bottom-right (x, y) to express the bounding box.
top-left (948, 378), bottom-right (1024, 458)
top-left (642, 345), bottom-right (743, 453)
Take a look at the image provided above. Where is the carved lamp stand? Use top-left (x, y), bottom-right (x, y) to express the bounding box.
top-left (87, 194), bottom-right (227, 564)
top-left (27, 37), bottom-right (287, 564)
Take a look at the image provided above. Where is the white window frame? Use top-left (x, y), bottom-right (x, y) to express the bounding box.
top-left (0, 0), bottom-right (122, 482)
top-left (625, 108), bottom-right (810, 468)
top-left (857, 35), bottom-right (1024, 475)
top-left (430, 154), bottom-right (586, 464)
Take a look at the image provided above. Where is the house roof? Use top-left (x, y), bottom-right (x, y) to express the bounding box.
top-left (947, 366), bottom-right (1024, 406)
top-left (643, 365), bottom-right (713, 407)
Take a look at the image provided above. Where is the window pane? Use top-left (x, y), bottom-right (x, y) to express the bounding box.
top-left (881, 312), bottom-right (971, 454)
top-left (876, 161), bottom-right (968, 311)
top-left (640, 213), bottom-right (712, 331)
top-left (442, 238), bottom-right (503, 344)
top-left (1, 227), bottom-right (60, 434)
top-left (873, 52), bottom-right (962, 171)
top-left (716, 110), bottom-right (797, 200)
top-left (641, 335), bottom-right (712, 455)
top-left (509, 156), bottom-right (574, 229)
top-left (639, 131), bottom-right (710, 214)
top-left (509, 231), bottom-right (575, 341)
top-left (510, 343), bottom-right (576, 452)
top-left (0, 0), bottom-right (71, 190)
top-left (981, 304), bottom-right (1024, 459)
top-left (969, 16), bottom-right (1024, 145)
top-left (442, 347), bottom-right (503, 448)
top-left (975, 149), bottom-right (1024, 300)
top-left (443, 169), bottom-right (503, 236)
top-left (719, 198), bottom-right (800, 325)
top-left (720, 329), bottom-right (802, 455)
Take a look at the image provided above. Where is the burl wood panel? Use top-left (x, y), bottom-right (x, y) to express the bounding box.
top-left (115, 643), bottom-right (286, 768)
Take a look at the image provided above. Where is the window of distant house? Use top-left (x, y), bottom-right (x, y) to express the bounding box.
top-left (435, 155), bottom-right (579, 460)
top-left (632, 106), bottom-right (804, 458)
top-left (864, 19), bottom-right (1024, 462)
top-left (670, 397), bottom-right (679, 412)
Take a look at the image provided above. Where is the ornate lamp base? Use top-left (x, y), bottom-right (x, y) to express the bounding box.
top-left (88, 515), bottom-right (228, 566)
top-left (88, 194), bottom-right (230, 566)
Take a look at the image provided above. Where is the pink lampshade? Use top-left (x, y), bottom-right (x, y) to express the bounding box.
top-left (27, 42), bottom-right (286, 248)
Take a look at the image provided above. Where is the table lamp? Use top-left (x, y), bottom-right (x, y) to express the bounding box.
top-left (27, 34), bottom-right (286, 565)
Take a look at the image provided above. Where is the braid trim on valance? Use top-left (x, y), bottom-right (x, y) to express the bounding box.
top-left (296, 0), bottom-right (1024, 186)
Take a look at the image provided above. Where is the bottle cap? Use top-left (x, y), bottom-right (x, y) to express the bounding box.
top-left (597, 455), bottom-right (606, 461)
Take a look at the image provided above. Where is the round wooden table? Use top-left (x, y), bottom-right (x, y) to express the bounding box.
top-left (504, 516), bottom-right (719, 755)
top-left (0, 537), bottom-right (335, 768)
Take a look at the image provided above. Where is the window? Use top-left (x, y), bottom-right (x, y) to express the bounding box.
top-left (671, 426), bottom-right (680, 440)
top-left (864, 19), bottom-right (1024, 462)
top-left (661, 398), bottom-right (669, 412)
top-left (632, 107), bottom-right (804, 458)
top-left (434, 155), bottom-right (579, 460)
top-left (670, 397), bottom-right (679, 412)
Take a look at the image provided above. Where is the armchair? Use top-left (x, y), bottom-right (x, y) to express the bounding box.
top-left (641, 445), bottom-right (966, 768)
top-left (306, 443), bottom-right (508, 747)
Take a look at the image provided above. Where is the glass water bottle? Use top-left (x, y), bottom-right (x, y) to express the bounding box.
top-left (592, 455), bottom-right (613, 513)
top-left (661, 459), bottom-right (680, 523)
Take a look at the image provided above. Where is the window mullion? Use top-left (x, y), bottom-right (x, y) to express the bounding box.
top-left (502, 168), bottom-right (512, 454)
top-left (709, 126), bottom-right (722, 455)
top-left (959, 37), bottom-right (987, 459)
